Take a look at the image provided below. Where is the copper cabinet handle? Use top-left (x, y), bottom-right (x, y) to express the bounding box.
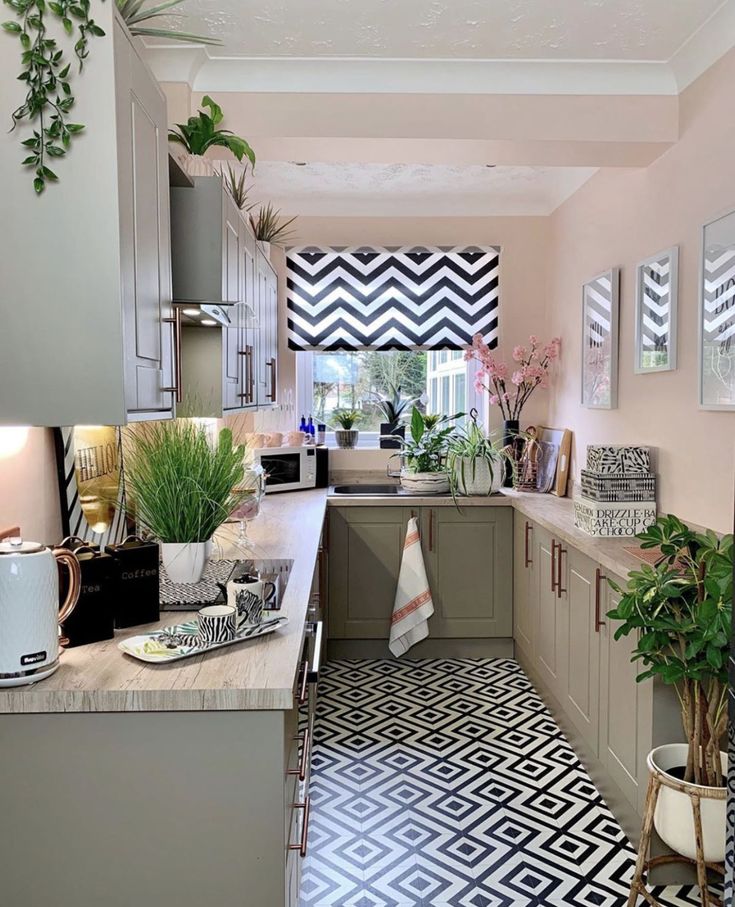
top-left (237, 349), bottom-right (249, 401)
top-left (595, 567), bottom-right (607, 632)
top-left (524, 521), bottom-right (533, 568)
top-left (429, 509), bottom-right (435, 552)
top-left (289, 796), bottom-right (311, 857)
top-left (557, 544), bottom-right (567, 598)
top-left (266, 357), bottom-right (277, 401)
top-left (248, 346), bottom-right (255, 401)
top-left (296, 658), bottom-right (309, 706)
top-left (550, 539), bottom-right (558, 592)
top-left (161, 305), bottom-right (182, 402)
top-left (288, 726), bottom-right (310, 783)
top-left (237, 346), bottom-right (255, 403)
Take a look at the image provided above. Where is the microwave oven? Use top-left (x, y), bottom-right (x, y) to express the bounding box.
top-left (253, 446), bottom-right (328, 493)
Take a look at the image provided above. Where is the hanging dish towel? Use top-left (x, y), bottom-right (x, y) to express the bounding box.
top-left (389, 517), bottom-right (434, 657)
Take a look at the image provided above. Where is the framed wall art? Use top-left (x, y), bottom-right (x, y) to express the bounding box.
top-left (53, 426), bottom-right (131, 547)
top-left (700, 208), bottom-right (735, 410)
top-left (635, 246), bottom-right (678, 373)
top-left (582, 268), bottom-right (620, 409)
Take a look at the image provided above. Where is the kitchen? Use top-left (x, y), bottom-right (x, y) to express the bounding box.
top-left (0, 2), bottom-right (734, 906)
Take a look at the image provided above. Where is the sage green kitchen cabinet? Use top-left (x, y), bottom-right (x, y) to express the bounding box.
top-left (422, 507), bottom-right (512, 638)
top-left (255, 248), bottom-right (279, 407)
top-left (0, 8), bottom-right (175, 425)
top-left (513, 512), bottom-right (536, 658)
top-left (328, 505), bottom-right (513, 641)
top-left (559, 544), bottom-right (601, 753)
top-left (328, 507), bottom-right (413, 638)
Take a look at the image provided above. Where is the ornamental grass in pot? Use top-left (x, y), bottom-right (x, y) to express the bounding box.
top-left (608, 515), bottom-right (733, 863)
top-left (332, 410), bottom-right (360, 449)
top-left (123, 421), bottom-right (249, 584)
top-left (447, 412), bottom-right (509, 497)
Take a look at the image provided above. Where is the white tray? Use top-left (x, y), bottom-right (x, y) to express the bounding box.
top-left (118, 616), bottom-right (288, 664)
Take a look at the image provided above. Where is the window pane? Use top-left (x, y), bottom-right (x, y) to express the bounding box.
top-left (312, 350), bottom-right (427, 432)
top-left (454, 373), bottom-right (466, 425)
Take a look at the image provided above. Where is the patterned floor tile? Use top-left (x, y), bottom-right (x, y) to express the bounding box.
top-left (300, 659), bottom-right (721, 907)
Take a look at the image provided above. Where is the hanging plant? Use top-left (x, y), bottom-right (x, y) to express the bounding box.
top-left (168, 95), bottom-right (256, 167)
top-left (3, 0), bottom-right (106, 193)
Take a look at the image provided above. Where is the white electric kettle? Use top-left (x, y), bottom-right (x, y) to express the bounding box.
top-left (0, 538), bottom-right (81, 687)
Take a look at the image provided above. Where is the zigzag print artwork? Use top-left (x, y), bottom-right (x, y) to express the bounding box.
top-left (286, 246), bottom-right (500, 351)
top-left (637, 248), bottom-right (678, 371)
top-left (701, 219), bottom-right (735, 406)
top-left (582, 268), bottom-right (619, 409)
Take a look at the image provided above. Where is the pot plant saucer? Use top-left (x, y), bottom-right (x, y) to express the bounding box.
top-left (119, 615), bottom-right (288, 664)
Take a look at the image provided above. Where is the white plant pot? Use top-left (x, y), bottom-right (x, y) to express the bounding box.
top-left (399, 470), bottom-right (450, 495)
top-left (648, 743), bottom-right (727, 863)
top-left (161, 541), bottom-right (210, 585)
top-left (452, 456), bottom-right (504, 496)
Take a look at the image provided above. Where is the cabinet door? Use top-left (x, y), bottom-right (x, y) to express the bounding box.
top-left (422, 507), bottom-right (513, 638)
top-left (115, 20), bottom-right (173, 417)
top-left (221, 200), bottom-right (242, 411)
top-left (513, 513), bottom-right (536, 656)
top-left (535, 526), bottom-right (565, 698)
top-left (560, 545), bottom-right (600, 752)
top-left (328, 507), bottom-right (413, 639)
top-left (599, 572), bottom-right (653, 813)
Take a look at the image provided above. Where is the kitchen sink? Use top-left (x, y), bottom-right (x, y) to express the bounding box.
top-left (331, 484), bottom-right (408, 495)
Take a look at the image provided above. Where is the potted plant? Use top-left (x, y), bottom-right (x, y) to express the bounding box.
top-left (465, 333), bottom-right (560, 485)
top-left (447, 413), bottom-right (509, 497)
top-left (390, 407), bottom-right (459, 494)
top-left (332, 410), bottom-right (360, 449)
top-left (249, 202), bottom-right (297, 259)
top-left (374, 383), bottom-right (418, 449)
top-left (608, 515), bottom-right (733, 863)
top-left (123, 421), bottom-right (249, 584)
top-left (168, 96), bottom-right (256, 177)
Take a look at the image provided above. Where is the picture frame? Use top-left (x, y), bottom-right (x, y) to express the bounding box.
top-left (581, 268), bottom-right (619, 409)
top-left (53, 426), bottom-right (130, 547)
top-left (634, 246), bottom-right (678, 373)
top-left (699, 208), bottom-right (735, 410)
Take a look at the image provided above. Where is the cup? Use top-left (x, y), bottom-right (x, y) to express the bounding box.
top-left (226, 574), bottom-right (277, 629)
top-left (286, 431), bottom-right (305, 447)
top-left (265, 432), bottom-right (283, 448)
top-left (245, 433), bottom-right (266, 450)
top-left (197, 604), bottom-right (237, 645)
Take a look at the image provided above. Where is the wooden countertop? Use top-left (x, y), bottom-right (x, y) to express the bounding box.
top-left (0, 490), bottom-right (328, 715)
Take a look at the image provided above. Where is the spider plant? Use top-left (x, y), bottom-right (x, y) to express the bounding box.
top-left (169, 96), bottom-right (256, 167)
top-left (446, 416), bottom-right (509, 498)
top-left (218, 164), bottom-right (252, 211)
top-left (249, 202), bottom-right (297, 245)
top-left (117, 0), bottom-right (223, 45)
top-left (123, 421), bottom-right (249, 543)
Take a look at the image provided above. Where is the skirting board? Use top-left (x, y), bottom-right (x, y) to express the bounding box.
top-left (514, 643), bottom-right (696, 886)
top-left (327, 638), bottom-right (514, 661)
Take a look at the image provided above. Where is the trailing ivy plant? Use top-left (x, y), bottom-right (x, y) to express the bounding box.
top-left (168, 95), bottom-right (256, 167)
top-left (3, 0), bottom-right (105, 193)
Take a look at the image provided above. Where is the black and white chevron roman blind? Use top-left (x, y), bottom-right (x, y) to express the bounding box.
top-left (286, 246), bottom-right (500, 351)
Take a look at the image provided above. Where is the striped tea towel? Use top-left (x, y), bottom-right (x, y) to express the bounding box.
top-left (389, 517), bottom-right (434, 657)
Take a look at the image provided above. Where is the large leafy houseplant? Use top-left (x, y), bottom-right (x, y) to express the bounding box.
top-left (397, 408), bottom-right (459, 474)
top-left (608, 515), bottom-right (733, 787)
top-left (169, 96), bottom-right (256, 167)
top-left (123, 421), bottom-right (248, 543)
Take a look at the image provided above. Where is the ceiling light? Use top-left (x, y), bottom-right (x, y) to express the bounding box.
top-left (182, 307), bottom-right (200, 317)
top-left (201, 319), bottom-right (217, 326)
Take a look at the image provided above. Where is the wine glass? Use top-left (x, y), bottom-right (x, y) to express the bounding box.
top-left (230, 466), bottom-right (265, 551)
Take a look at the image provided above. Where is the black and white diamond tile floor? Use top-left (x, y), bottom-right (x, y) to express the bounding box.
top-left (299, 658), bottom-right (721, 907)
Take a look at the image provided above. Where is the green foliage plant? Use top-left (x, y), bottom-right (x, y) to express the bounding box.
top-left (608, 514), bottom-right (733, 787)
top-left (446, 414), bottom-right (508, 498)
top-left (169, 95), bottom-right (256, 167)
top-left (249, 201), bottom-right (297, 245)
top-left (393, 407), bottom-right (461, 474)
top-left (332, 410), bottom-right (360, 431)
top-left (116, 0), bottom-right (223, 44)
top-left (373, 382), bottom-right (418, 429)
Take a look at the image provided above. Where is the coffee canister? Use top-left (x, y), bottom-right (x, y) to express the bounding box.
top-left (105, 535), bottom-right (160, 628)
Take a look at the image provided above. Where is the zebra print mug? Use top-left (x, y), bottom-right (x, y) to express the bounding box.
top-left (197, 605), bottom-right (237, 646)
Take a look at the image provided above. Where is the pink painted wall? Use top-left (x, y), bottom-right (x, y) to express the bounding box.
top-left (0, 429), bottom-right (63, 544)
top-left (546, 50), bottom-right (735, 533)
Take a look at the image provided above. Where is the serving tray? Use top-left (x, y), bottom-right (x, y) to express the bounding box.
top-left (118, 616), bottom-right (288, 664)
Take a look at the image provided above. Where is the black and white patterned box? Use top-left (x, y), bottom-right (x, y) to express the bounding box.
top-left (580, 470), bottom-right (657, 502)
top-left (586, 445), bottom-right (651, 475)
top-left (573, 497), bottom-right (657, 537)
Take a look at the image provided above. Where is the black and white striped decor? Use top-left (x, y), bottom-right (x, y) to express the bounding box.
top-left (286, 246), bottom-right (500, 351)
top-left (53, 427), bottom-right (128, 547)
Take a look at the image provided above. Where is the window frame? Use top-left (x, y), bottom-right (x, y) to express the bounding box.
top-left (295, 350), bottom-right (485, 448)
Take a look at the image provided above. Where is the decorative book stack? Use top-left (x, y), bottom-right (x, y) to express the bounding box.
top-left (573, 445), bottom-right (657, 537)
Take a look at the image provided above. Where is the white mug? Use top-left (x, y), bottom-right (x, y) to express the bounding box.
top-left (221, 574), bottom-right (277, 629)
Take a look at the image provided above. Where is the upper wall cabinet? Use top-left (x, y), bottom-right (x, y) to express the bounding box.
top-left (171, 176), bottom-right (278, 416)
top-left (0, 8), bottom-right (175, 426)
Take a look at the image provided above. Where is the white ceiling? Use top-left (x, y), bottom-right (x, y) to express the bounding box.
top-left (162, 0), bottom-right (723, 60)
top-left (239, 162), bottom-right (597, 217)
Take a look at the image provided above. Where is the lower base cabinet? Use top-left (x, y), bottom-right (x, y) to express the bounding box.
top-left (513, 510), bottom-right (680, 819)
top-left (328, 505), bottom-right (513, 642)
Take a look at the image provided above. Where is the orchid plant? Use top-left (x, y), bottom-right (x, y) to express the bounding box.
top-left (465, 333), bottom-right (561, 421)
